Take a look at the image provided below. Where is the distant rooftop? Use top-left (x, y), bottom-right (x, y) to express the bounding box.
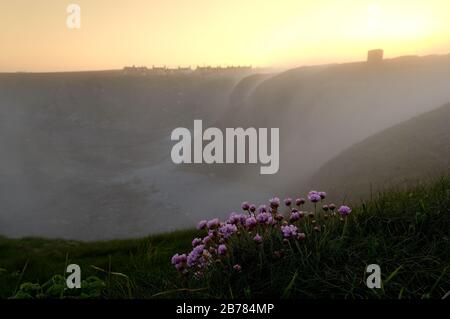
top-left (122, 65), bottom-right (252, 76)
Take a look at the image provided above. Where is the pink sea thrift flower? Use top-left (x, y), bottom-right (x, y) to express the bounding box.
top-left (233, 264), bottom-right (242, 272)
top-left (245, 216), bottom-right (257, 228)
top-left (192, 238), bottom-right (202, 247)
top-left (281, 224), bottom-right (298, 238)
top-left (258, 205), bottom-right (268, 214)
top-left (284, 197), bottom-right (292, 206)
top-left (296, 198), bottom-right (305, 206)
top-left (197, 220), bottom-right (207, 230)
top-left (253, 233), bottom-right (263, 244)
top-left (290, 211), bottom-right (300, 222)
top-left (207, 218), bottom-right (220, 229)
top-left (202, 233), bottom-right (214, 245)
top-left (269, 197), bottom-right (280, 208)
top-left (187, 245), bottom-right (206, 267)
top-left (308, 191), bottom-right (321, 203)
top-left (219, 223), bottom-right (237, 239)
top-left (171, 253), bottom-right (183, 265)
top-left (227, 212), bottom-right (241, 225)
top-left (256, 212), bottom-right (273, 224)
top-left (338, 205), bottom-right (352, 216)
top-left (218, 244), bottom-right (227, 255)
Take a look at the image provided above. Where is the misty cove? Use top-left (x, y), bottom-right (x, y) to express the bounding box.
top-left (171, 120), bottom-right (279, 174)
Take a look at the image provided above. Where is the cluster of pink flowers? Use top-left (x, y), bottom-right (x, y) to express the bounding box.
top-left (171, 190), bottom-right (351, 275)
top-left (281, 224), bottom-right (299, 238)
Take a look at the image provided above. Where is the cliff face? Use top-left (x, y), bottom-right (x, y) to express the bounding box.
top-left (307, 102), bottom-right (450, 202)
top-left (227, 54), bottom-right (450, 190)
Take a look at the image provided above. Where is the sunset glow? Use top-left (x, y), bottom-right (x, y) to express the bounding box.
top-left (1, 0), bottom-right (449, 72)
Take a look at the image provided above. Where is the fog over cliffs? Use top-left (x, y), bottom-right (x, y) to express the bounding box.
top-left (308, 102), bottom-right (450, 202)
top-left (1, 54), bottom-right (450, 240)
top-left (224, 55), bottom-right (450, 188)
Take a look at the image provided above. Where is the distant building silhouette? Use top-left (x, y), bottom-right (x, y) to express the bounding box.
top-left (367, 49), bottom-right (384, 64)
top-left (150, 65), bottom-right (168, 75)
top-left (195, 65), bottom-right (252, 75)
top-left (123, 65), bottom-right (252, 76)
top-left (122, 65), bottom-right (148, 75)
top-left (173, 66), bottom-right (192, 74)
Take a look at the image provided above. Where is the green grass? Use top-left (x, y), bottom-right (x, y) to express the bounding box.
top-left (0, 230), bottom-right (201, 298)
top-left (0, 176), bottom-right (449, 299)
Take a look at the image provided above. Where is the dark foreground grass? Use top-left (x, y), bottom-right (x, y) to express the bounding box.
top-left (0, 176), bottom-right (449, 299)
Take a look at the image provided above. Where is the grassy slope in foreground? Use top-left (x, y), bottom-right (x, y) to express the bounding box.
top-left (0, 176), bottom-right (449, 299)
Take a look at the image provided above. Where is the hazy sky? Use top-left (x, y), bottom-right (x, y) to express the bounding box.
top-left (1, 0), bottom-right (450, 72)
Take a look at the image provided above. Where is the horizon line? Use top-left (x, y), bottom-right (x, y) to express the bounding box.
top-left (2, 51), bottom-right (449, 74)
